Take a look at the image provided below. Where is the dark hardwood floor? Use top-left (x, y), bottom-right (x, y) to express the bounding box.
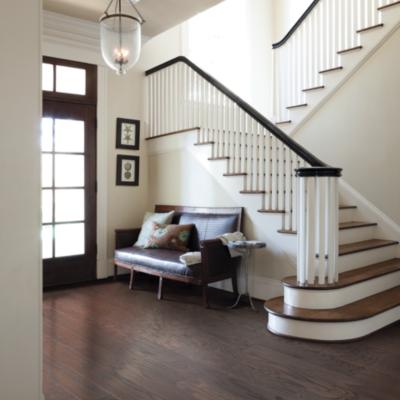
top-left (44, 276), bottom-right (400, 400)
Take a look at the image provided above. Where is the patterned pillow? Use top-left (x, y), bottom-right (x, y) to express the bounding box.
top-left (144, 223), bottom-right (193, 252)
top-left (134, 211), bottom-right (174, 247)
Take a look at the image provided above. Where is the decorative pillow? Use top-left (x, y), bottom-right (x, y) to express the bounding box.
top-left (144, 223), bottom-right (194, 252)
top-left (134, 211), bottom-right (174, 247)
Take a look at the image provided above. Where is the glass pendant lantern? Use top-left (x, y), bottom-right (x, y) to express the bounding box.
top-left (100, 0), bottom-right (145, 75)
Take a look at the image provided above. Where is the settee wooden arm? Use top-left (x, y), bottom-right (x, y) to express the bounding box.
top-left (115, 228), bottom-right (141, 250)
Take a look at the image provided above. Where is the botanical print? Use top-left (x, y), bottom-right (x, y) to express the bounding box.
top-left (121, 123), bottom-right (136, 146)
top-left (121, 159), bottom-right (135, 182)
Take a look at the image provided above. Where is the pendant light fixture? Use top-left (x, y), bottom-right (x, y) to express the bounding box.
top-left (100, 0), bottom-right (145, 75)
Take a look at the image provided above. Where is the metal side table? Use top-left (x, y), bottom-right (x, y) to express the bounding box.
top-left (228, 240), bottom-right (266, 311)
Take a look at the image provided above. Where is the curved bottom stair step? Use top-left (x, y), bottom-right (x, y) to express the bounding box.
top-left (265, 286), bottom-right (400, 341)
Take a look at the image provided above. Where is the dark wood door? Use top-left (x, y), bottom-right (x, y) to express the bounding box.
top-left (42, 100), bottom-right (97, 287)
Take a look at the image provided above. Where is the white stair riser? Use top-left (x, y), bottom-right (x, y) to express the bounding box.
top-left (339, 209), bottom-right (356, 222)
top-left (267, 305), bottom-right (400, 341)
top-left (284, 270), bottom-right (400, 309)
top-left (339, 226), bottom-right (376, 244)
top-left (338, 246), bottom-right (397, 272)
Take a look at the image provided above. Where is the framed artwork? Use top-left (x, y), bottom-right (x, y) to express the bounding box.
top-left (116, 118), bottom-right (140, 150)
top-left (116, 155), bottom-right (139, 186)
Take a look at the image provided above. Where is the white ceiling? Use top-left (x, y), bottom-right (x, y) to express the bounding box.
top-left (43, 0), bottom-right (224, 37)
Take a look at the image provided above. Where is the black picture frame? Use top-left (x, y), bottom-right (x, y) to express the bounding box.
top-left (116, 118), bottom-right (140, 150)
top-left (116, 155), bottom-right (140, 186)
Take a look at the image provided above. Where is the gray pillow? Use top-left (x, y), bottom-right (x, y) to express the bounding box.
top-left (134, 211), bottom-right (174, 247)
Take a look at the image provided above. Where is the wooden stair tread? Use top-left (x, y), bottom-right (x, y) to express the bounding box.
top-left (339, 205), bottom-right (357, 209)
top-left (194, 141), bottom-right (215, 146)
top-left (302, 85), bottom-right (325, 92)
top-left (264, 286), bottom-right (400, 322)
top-left (240, 190), bottom-right (266, 194)
top-left (337, 45), bottom-right (363, 55)
top-left (378, 1), bottom-right (400, 11)
top-left (287, 103), bottom-right (308, 109)
top-left (276, 120), bottom-right (292, 125)
top-left (339, 221), bottom-right (377, 230)
top-left (223, 172), bottom-right (247, 177)
top-left (278, 221), bottom-right (377, 235)
top-left (357, 23), bottom-right (384, 33)
top-left (208, 157), bottom-right (229, 161)
top-left (319, 66), bottom-right (343, 74)
top-left (258, 209), bottom-right (285, 214)
top-left (282, 258), bottom-right (400, 290)
top-left (339, 239), bottom-right (398, 256)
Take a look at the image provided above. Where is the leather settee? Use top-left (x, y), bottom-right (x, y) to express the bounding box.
top-left (114, 205), bottom-right (243, 307)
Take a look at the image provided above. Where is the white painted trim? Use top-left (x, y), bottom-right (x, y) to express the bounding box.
top-left (284, 269), bottom-right (400, 309)
top-left (267, 305), bottom-right (400, 341)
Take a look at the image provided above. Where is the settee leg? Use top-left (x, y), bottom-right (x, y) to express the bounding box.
top-left (129, 269), bottom-right (135, 290)
top-left (157, 277), bottom-right (163, 300)
top-left (231, 274), bottom-right (239, 296)
top-left (114, 265), bottom-right (118, 280)
top-left (202, 285), bottom-right (209, 308)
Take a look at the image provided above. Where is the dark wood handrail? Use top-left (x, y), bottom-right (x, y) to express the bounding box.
top-left (272, 0), bottom-right (321, 49)
top-left (145, 56), bottom-right (326, 167)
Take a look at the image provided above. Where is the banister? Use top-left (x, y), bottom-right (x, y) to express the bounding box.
top-left (272, 0), bottom-right (321, 49)
top-left (145, 56), bottom-right (327, 167)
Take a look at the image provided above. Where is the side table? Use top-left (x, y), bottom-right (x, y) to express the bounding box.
top-left (227, 240), bottom-right (266, 310)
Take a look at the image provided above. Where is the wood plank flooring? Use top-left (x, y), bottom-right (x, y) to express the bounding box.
top-left (44, 276), bottom-right (400, 400)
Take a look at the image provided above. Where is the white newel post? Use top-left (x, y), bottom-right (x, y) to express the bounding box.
top-left (296, 167), bottom-right (342, 285)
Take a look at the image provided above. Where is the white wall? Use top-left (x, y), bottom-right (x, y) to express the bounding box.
top-left (0, 1), bottom-right (42, 399)
top-left (294, 27), bottom-right (400, 226)
top-left (273, 0), bottom-right (313, 42)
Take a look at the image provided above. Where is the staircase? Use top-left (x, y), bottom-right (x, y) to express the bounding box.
top-left (144, 1), bottom-right (400, 341)
top-left (273, 0), bottom-right (400, 135)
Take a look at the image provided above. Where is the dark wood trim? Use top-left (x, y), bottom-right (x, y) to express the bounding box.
top-left (146, 127), bottom-right (200, 140)
top-left (116, 155), bottom-right (140, 186)
top-left (258, 209), bottom-right (285, 214)
top-left (240, 190), bottom-right (266, 195)
top-left (145, 56), bottom-right (327, 167)
top-left (378, 0), bottom-right (400, 10)
top-left (296, 166), bottom-right (342, 177)
top-left (275, 120), bottom-right (292, 125)
top-left (319, 66), bottom-right (343, 74)
top-left (223, 173), bottom-right (247, 177)
top-left (272, 0), bottom-right (321, 49)
top-left (339, 239), bottom-right (399, 256)
top-left (208, 157), bottom-right (230, 161)
top-left (116, 118), bottom-right (140, 150)
top-left (286, 103), bottom-right (308, 110)
top-left (337, 46), bottom-right (363, 55)
top-left (277, 229), bottom-right (297, 235)
top-left (194, 141), bottom-right (215, 146)
top-left (282, 258), bottom-right (400, 290)
top-left (339, 205), bottom-right (357, 210)
top-left (302, 85), bottom-right (325, 92)
top-left (339, 221), bottom-right (377, 230)
top-left (357, 23), bottom-right (384, 33)
top-left (42, 56), bottom-right (97, 105)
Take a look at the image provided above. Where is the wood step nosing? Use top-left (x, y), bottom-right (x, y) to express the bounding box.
top-left (286, 103), bottom-right (308, 110)
top-left (337, 45), bottom-right (363, 55)
top-left (282, 259), bottom-right (400, 291)
top-left (339, 240), bottom-right (399, 256)
top-left (264, 286), bottom-right (400, 323)
top-left (276, 120), bottom-right (292, 125)
top-left (258, 209), bottom-right (285, 214)
top-left (319, 66), bottom-right (343, 74)
top-left (378, 1), bottom-right (400, 11)
top-left (208, 157), bottom-right (230, 161)
top-left (194, 141), bottom-right (215, 146)
top-left (302, 85), bottom-right (325, 92)
top-left (223, 173), bottom-right (247, 177)
top-left (356, 23), bottom-right (384, 33)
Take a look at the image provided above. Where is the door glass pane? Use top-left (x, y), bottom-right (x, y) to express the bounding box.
top-left (55, 223), bottom-right (85, 257)
top-left (55, 119), bottom-right (84, 153)
top-left (42, 63), bottom-right (54, 91)
top-left (42, 190), bottom-right (53, 224)
top-left (56, 66), bottom-right (86, 95)
top-left (42, 225), bottom-right (53, 259)
top-left (41, 118), bottom-right (53, 151)
top-left (55, 189), bottom-right (84, 222)
top-left (55, 154), bottom-right (84, 187)
top-left (42, 154), bottom-right (53, 187)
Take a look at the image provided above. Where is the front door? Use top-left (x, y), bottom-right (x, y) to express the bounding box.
top-left (41, 58), bottom-right (97, 287)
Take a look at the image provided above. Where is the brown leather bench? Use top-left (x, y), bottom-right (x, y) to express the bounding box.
top-left (114, 205), bottom-right (243, 307)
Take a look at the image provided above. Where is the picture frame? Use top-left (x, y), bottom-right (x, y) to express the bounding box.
top-left (116, 118), bottom-right (140, 150)
top-left (116, 155), bottom-right (140, 186)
